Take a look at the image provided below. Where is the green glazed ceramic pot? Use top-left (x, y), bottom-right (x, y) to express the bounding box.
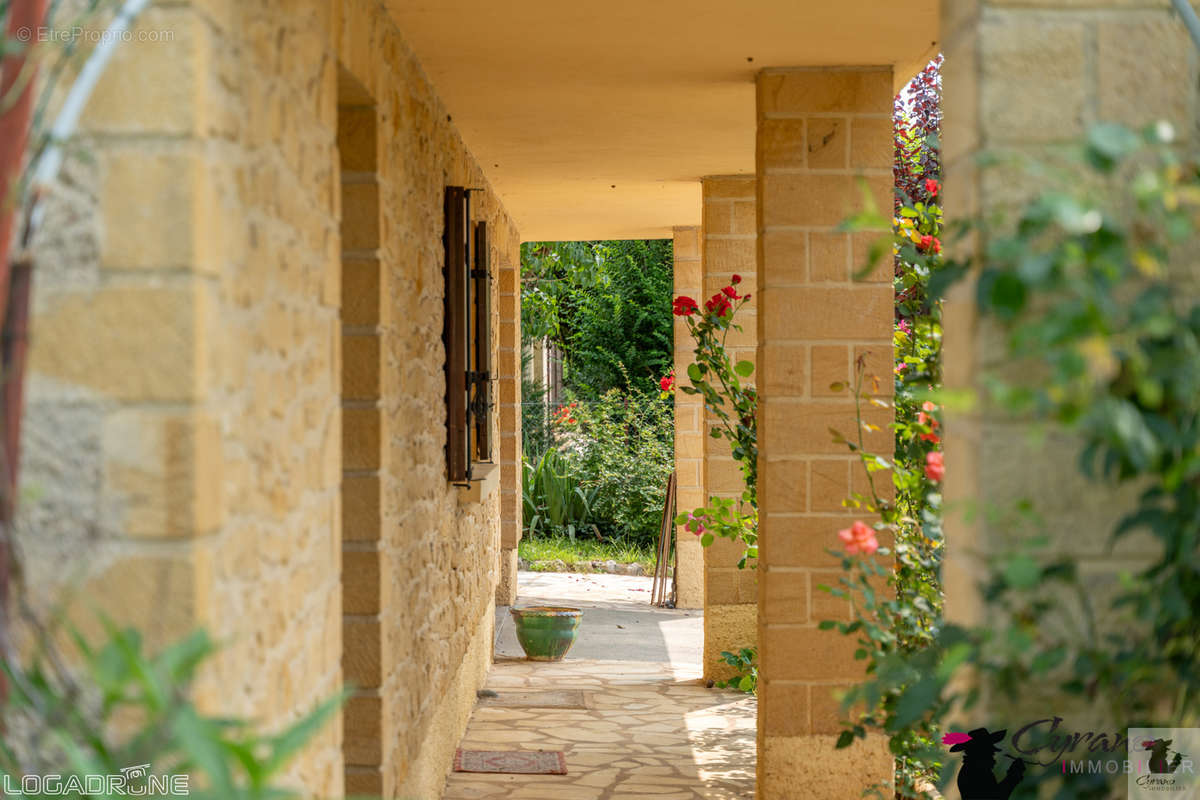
top-left (510, 606), bottom-right (582, 661)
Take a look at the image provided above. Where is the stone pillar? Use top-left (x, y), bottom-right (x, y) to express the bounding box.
top-left (939, 0), bottom-right (1197, 711)
top-left (755, 67), bottom-right (895, 797)
top-left (699, 176), bottom-right (758, 680)
top-left (496, 250), bottom-right (523, 605)
top-left (672, 226), bottom-right (705, 610)
top-left (20, 5), bottom-right (225, 649)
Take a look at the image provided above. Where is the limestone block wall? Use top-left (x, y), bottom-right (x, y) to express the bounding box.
top-left (496, 241), bottom-right (523, 607)
top-left (754, 66), bottom-right (895, 797)
top-left (672, 226), bottom-right (705, 610)
top-left (20, 1), bottom-right (521, 798)
top-left (699, 176), bottom-right (759, 681)
top-left (939, 0), bottom-right (1198, 722)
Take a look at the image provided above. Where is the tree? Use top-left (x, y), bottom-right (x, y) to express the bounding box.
top-left (520, 239), bottom-right (674, 398)
top-left (566, 240), bottom-right (673, 396)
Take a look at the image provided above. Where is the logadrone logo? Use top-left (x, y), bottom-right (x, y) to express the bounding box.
top-left (2, 764), bottom-right (190, 796)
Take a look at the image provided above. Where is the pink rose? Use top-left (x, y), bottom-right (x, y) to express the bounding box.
top-left (925, 451), bottom-right (945, 482)
top-left (837, 520), bottom-right (879, 556)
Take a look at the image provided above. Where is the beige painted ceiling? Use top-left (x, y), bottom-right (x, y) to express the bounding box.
top-left (389, 1), bottom-right (939, 241)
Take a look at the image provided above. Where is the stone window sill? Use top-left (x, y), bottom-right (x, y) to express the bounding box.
top-left (457, 462), bottom-right (500, 505)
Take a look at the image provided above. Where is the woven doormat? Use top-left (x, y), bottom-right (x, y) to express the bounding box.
top-left (476, 690), bottom-right (588, 709)
top-left (453, 749), bottom-right (567, 775)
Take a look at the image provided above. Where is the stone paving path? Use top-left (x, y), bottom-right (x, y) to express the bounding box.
top-left (441, 573), bottom-right (756, 799)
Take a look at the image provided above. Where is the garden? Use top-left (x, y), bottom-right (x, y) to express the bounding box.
top-left (518, 239), bottom-right (677, 572)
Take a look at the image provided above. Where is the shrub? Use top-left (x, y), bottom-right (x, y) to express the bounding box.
top-left (554, 388), bottom-right (674, 542)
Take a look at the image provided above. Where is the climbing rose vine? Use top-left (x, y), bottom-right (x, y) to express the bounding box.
top-left (673, 277), bottom-right (757, 568)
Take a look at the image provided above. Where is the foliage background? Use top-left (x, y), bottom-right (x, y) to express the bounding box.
top-left (520, 240), bottom-right (676, 546)
top-left (521, 240), bottom-right (673, 399)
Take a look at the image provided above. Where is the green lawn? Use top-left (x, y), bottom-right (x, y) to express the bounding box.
top-left (518, 535), bottom-right (657, 572)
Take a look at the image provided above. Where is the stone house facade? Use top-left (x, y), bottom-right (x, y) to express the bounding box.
top-left (14, 0), bottom-right (1197, 798)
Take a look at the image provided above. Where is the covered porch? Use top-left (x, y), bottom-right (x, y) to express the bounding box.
top-left (13, 0), bottom-right (1185, 796)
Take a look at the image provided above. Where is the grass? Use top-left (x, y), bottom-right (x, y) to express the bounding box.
top-left (518, 535), bottom-right (657, 572)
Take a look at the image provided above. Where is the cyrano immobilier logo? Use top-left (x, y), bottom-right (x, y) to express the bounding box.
top-left (1129, 728), bottom-right (1199, 799)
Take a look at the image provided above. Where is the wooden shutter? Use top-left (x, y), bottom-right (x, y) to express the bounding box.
top-left (443, 186), bottom-right (470, 483)
top-left (472, 221), bottom-right (492, 462)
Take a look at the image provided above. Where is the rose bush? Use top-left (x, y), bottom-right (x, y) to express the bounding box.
top-left (672, 278), bottom-right (758, 568)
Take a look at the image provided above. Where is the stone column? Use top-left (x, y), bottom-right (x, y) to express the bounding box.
top-left (699, 176), bottom-right (758, 680)
top-left (672, 226), bottom-right (705, 610)
top-left (496, 252), bottom-right (523, 606)
top-left (939, 0), bottom-right (1197, 712)
top-left (20, 4), bottom-right (226, 649)
top-left (755, 67), bottom-right (895, 797)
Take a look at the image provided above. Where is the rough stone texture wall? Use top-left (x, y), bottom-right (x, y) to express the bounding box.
top-left (672, 226), bottom-right (705, 610)
top-left (20, 1), bottom-right (520, 798)
top-left (939, 0), bottom-right (1198, 724)
top-left (496, 232), bottom-right (523, 607)
top-left (754, 66), bottom-right (895, 797)
top-left (699, 177), bottom-right (759, 681)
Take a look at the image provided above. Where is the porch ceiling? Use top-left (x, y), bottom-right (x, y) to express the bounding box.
top-left (388, 1), bottom-right (939, 241)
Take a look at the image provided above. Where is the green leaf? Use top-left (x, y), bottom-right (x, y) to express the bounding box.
top-left (1085, 123), bottom-right (1140, 171)
top-left (264, 690), bottom-right (349, 778)
top-left (734, 360), bottom-right (755, 377)
top-left (892, 676), bottom-right (940, 729)
top-left (1031, 647), bottom-right (1067, 674)
top-left (171, 706), bottom-right (236, 797)
top-left (836, 730), bottom-right (856, 749)
top-left (687, 363), bottom-right (704, 382)
top-left (980, 270), bottom-right (1028, 319)
top-left (1003, 555), bottom-right (1040, 589)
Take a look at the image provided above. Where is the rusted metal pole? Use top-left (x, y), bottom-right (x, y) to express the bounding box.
top-left (0, 0), bottom-right (50, 691)
top-left (0, 1), bottom-right (48, 314)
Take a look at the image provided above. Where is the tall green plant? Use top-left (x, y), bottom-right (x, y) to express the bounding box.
top-left (522, 448), bottom-right (597, 540)
top-left (1, 620), bottom-right (343, 800)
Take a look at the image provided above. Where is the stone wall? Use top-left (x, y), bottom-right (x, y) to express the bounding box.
top-left (20, 1), bottom-right (521, 797)
top-left (672, 226), bottom-right (705, 610)
top-left (754, 66), bottom-right (895, 797)
top-left (699, 176), bottom-right (759, 681)
top-left (939, 0), bottom-right (1198, 727)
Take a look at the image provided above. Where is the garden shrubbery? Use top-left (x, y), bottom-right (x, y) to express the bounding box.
top-left (522, 387), bottom-right (674, 544)
top-left (520, 240), bottom-right (676, 548)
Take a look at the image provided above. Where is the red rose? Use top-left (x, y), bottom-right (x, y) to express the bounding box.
top-left (918, 235), bottom-right (942, 255)
top-left (673, 296), bottom-right (699, 316)
top-left (660, 373), bottom-right (675, 392)
top-left (705, 293), bottom-right (732, 317)
top-left (722, 285), bottom-right (741, 300)
top-left (924, 178), bottom-right (940, 196)
top-left (731, 274), bottom-right (742, 285)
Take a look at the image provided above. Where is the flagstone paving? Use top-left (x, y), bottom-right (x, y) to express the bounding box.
top-left (441, 572), bottom-right (756, 799)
